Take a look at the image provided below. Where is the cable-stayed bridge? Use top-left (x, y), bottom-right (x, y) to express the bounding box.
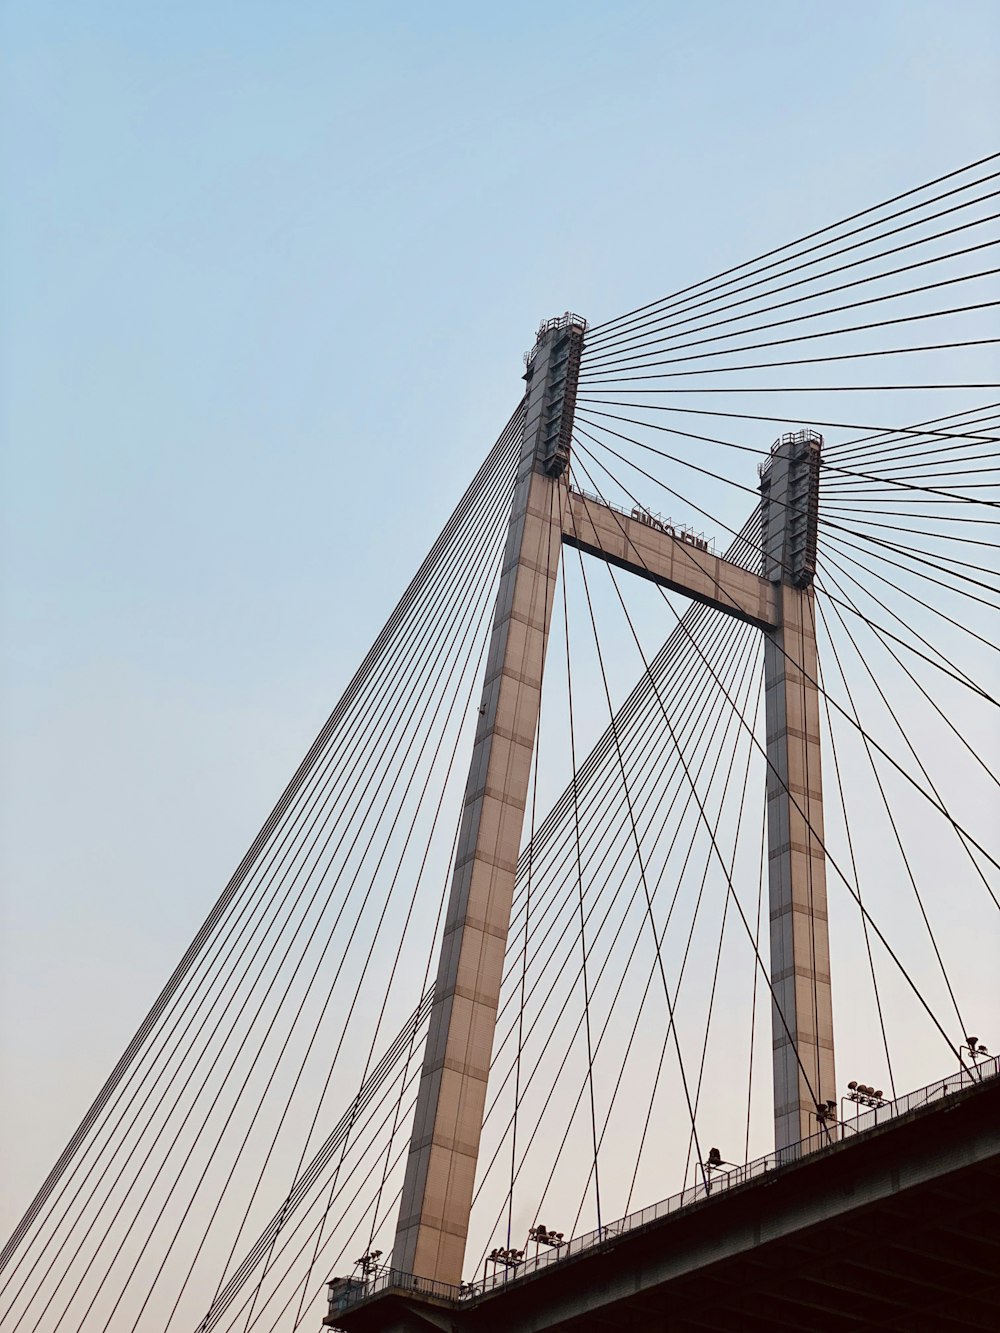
top-left (3, 153), bottom-right (999, 1333)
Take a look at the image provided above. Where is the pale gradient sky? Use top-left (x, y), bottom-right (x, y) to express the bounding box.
top-left (2, 0), bottom-right (999, 1257)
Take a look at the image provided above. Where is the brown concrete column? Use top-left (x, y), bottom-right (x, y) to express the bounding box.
top-left (392, 317), bottom-right (584, 1284)
top-left (764, 584), bottom-right (836, 1150)
top-left (761, 431), bottom-right (836, 1151)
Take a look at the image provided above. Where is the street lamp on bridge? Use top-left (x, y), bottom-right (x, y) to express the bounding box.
top-left (528, 1224), bottom-right (566, 1259)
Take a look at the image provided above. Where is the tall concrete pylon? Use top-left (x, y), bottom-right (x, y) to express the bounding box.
top-left (760, 431), bottom-right (836, 1150)
top-left (392, 315), bottom-right (586, 1286)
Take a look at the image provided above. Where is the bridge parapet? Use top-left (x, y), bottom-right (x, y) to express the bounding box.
top-left (328, 1054), bottom-right (999, 1327)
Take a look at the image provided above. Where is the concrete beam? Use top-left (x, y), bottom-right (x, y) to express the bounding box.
top-left (562, 490), bottom-right (775, 629)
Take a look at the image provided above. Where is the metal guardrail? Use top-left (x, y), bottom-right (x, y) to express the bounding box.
top-left (326, 1267), bottom-right (465, 1315)
top-left (537, 311), bottom-right (589, 337)
top-left (523, 312), bottom-right (589, 366)
top-left (758, 427), bottom-right (823, 477)
top-left (327, 1053), bottom-right (999, 1320)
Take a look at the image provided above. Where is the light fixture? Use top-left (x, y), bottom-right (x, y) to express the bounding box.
top-left (846, 1079), bottom-right (889, 1109)
top-left (704, 1146), bottom-right (735, 1192)
top-left (528, 1224), bottom-right (565, 1248)
top-left (487, 1247), bottom-right (523, 1267)
top-left (353, 1249), bottom-right (383, 1280)
top-left (959, 1035), bottom-right (991, 1071)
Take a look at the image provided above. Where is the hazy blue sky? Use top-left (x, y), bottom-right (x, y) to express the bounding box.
top-left (2, 0), bottom-right (998, 1241)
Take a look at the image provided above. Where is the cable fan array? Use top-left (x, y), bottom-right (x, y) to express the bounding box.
top-left (0, 411), bottom-right (526, 1333)
top-left (2, 152), bottom-right (997, 1333)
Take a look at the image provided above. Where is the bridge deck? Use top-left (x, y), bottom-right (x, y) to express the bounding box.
top-left (330, 1071), bottom-right (1000, 1331)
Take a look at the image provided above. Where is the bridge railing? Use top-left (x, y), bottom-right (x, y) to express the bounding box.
top-left (327, 1053), bottom-right (999, 1319)
top-left (467, 1053), bottom-right (1000, 1293)
top-left (324, 1267), bottom-right (467, 1322)
top-left (838, 1054), bottom-right (998, 1135)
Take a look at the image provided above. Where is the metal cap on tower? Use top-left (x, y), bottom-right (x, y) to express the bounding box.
top-left (523, 312), bottom-right (588, 478)
top-left (759, 429), bottom-right (822, 587)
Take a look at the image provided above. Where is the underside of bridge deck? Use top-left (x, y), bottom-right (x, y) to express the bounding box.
top-left (333, 1075), bottom-right (1000, 1333)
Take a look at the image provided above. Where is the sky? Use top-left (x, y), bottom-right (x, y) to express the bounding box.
top-left (2, 0), bottom-right (999, 1291)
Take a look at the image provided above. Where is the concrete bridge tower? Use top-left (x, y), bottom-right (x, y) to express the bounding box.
top-left (393, 321), bottom-right (835, 1287)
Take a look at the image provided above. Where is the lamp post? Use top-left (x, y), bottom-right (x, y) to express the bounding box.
top-left (527, 1224), bottom-right (565, 1262)
top-left (352, 1250), bottom-right (383, 1292)
top-left (483, 1247), bottom-right (523, 1291)
top-left (814, 1098), bottom-right (839, 1142)
top-left (841, 1080), bottom-right (889, 1131)
top-left (959, 1035), bottom-right (990, 1079)
top-left (705, 1148), bottom-right (734, 1195)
